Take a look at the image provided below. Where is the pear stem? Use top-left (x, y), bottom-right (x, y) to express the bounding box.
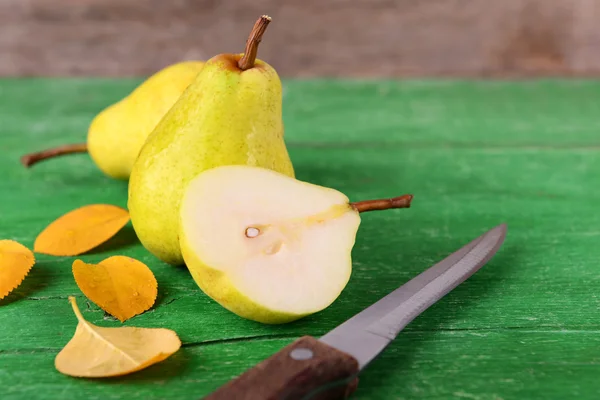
top-left (20, 143), bottom-right (88, 167)
top-left (351, 194), bottom-right (414, 213)
top-left (238, 15), bottom-right (272, 71)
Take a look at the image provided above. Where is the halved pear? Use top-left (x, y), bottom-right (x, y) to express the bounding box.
top-left (179, 165), bottom-right (413, 324)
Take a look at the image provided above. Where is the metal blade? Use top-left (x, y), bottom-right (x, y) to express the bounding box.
top-left (319, 223), bottom-right (507, 370)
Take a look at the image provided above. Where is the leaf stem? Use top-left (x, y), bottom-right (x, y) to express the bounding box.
top-left (238, 15), bottom-right (272, 71)
top-left (21, 143), bottom-right (88, 167)
top-left (351, 194), bottom-right (414, 213)
top-left (68, 296), bottom-right (85, 323)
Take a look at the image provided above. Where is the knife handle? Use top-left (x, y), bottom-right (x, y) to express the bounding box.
top-left (203, 335), bottom-right (360, 400)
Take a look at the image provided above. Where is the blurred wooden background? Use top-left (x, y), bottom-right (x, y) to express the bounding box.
top-left (1, 0), bottom-right (599, 78)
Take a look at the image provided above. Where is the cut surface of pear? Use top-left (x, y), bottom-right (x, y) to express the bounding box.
top-left (179, 165), bottom-right (361, 324)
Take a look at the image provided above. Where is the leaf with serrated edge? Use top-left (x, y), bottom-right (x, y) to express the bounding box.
top-left (72, 256), bottom-right (158, 322)
top-left (0, 240), bottom-right (35, 300)
top-left (34, 204), bottom-right (130, 256)
top-left (55, 296), bottom-right (181, 378)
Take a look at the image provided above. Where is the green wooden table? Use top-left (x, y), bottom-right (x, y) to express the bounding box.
top-left (2, 79), bottom-right (600, 399)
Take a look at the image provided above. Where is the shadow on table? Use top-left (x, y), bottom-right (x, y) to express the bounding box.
top-left (86, 225), bottom-right (140, 255)
top-left (99, 348), bottom-right (190, 384)
top-left (0, 260), bottom-right (55, 306)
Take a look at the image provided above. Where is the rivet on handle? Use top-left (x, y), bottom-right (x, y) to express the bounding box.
top-left (289, 348), bottom-right (314, 360)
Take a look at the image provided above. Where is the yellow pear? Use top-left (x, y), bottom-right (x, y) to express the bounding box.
top-left (127, 16), bottom-right (295, 266)
top-left (20, 60), bottom-right (205, 180)
top-left (178, 165), bottom-right (414, 324)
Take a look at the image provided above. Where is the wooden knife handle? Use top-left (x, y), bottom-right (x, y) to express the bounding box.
top-left (203, 335), bottom-right (360, 400)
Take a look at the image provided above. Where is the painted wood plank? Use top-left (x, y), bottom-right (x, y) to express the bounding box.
top-left (1, 79), bottom-right (600, 399)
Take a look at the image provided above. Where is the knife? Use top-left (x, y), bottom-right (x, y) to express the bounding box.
top-left (203, 223), bottom-right (507, 400)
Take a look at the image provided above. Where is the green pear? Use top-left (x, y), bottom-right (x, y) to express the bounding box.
top-left (127, 15), bottom-right (296, 266)
top-left (178, 165), bottom-right (414, 324)
top-left (20, 60), bottom-right (205, 180)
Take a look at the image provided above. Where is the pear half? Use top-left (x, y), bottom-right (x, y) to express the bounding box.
top-left (179, 165), bottom-right (363, 324)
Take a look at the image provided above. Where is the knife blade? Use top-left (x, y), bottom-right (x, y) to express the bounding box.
top-left (203, 223), bottom-right (507, 400)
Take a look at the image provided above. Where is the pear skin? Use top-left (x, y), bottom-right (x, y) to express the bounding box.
top-left (20, 60), bottom-right (205, 180)
top-left (88, 61), bottom-right (205, 180)
top-left (127, 16), bottom-right (295, 265)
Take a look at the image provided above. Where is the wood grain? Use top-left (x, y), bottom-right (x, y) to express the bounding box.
top-left (1, 0), bottom-right (600, 77)
top-left (1, 79), bottom-right (600, 399)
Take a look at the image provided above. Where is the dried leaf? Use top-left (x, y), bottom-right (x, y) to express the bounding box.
top-left (55, 296), bottom-right (181, 378)
top-left (72, 256), bottom-right (158, 322)
top-left (34, 204), bottom-right (130, 256)
top-left (0, 240), bottom-right (36, 300)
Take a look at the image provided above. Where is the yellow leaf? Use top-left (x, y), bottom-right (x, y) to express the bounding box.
top-left (72, 256), bottom-right (158, 322)
top-left (34, 204), bottom-right (130, 256)
top-left (55, 296), bottom-right (181, 378)
top-left (0, 240), bottom-right (36, 300)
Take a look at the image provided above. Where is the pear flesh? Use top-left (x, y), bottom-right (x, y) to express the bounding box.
top-left (179, 165), bottom-right (361, 324)
top-left (128, 54), bottom-right (295, 266)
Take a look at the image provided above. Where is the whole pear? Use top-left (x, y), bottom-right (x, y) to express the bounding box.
top-left (127, 16), bottom-right (295, 265)
top-left (20, 60), bottom-right (205, 180)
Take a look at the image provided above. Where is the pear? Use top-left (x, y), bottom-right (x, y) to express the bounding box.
top-left (179, 165), bottom-right (414, 324)
top-left (127, 15), bottom-right (295, 266)
top-left (20, 60), bottom-right (205, 180)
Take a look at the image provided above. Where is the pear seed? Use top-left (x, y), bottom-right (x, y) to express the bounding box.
top-left (245, 227), bottom-right (260, 238)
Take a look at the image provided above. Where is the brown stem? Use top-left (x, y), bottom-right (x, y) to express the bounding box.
top-left (20, 143), bottom-right (88, 167)
top-left (238, 15), bottom-right (271, 70)
top-left (351, 194), bottom-right (414, 213)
